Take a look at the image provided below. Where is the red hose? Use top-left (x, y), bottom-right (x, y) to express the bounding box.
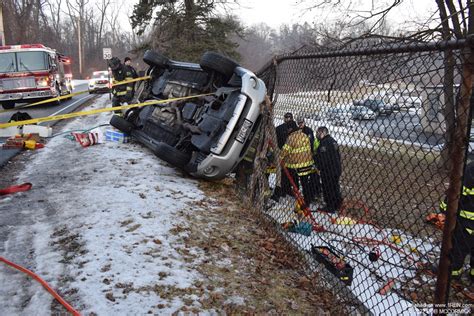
top-left (280, 161), bottom-right (325, 231)
top-left (0, 183), bottom-right (32, 196)
top-left (0, 256), bottom-right (80, 316)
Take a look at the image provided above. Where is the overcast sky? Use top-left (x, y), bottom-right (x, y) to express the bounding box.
top-left (236, 0), bottom-right (439, 29)
top-left (121, 0), bottom-right (439, 32)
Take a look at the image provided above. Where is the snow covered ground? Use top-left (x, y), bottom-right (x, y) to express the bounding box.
top-left (0, 95), bottom-right (213, 314)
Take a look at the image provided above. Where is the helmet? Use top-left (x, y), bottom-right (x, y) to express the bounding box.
top-left (108, 57), bottom-right (121, 70)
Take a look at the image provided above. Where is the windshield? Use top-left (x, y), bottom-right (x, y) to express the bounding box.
top-left (0, 51), bottom-right (48, 73)
top-left (0, 53), bottom-right (16, 73)
top-left (17, 52), bottom-right (48, 71)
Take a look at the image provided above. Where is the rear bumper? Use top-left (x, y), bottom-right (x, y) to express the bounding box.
top-left (0, 89), bottom-right (55, 102)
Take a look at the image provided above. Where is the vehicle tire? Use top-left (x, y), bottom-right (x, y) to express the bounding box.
top-left (153, 142), bottom-right (191, 167)
top-left (200, 51), bottom-right (238, 80)
top-left (110, 115), bottom-right (134, 133)
top-left (143, 50), bottom-right (170, 68)
top-left (1, 101), bottom-right (14, 109)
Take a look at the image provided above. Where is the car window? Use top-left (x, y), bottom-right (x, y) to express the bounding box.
top-left (0, 53), bottom-right (16, 72)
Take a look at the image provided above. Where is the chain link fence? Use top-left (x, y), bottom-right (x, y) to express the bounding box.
top-left (236, 38), bottom-right (474, 314)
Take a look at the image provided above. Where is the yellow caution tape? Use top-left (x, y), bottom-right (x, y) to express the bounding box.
top-left (0, 93), bottom-right (212, 129)
top-left (112, 75), bottom-right (151, 87)
top-left (0, 90), bottom-right (89, 114)
top-left (0, 75), bottom-right (152, 113)
top-left (24, 90), bottom-right (90, 107)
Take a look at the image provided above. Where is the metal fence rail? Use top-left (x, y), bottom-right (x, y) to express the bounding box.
top-left (237, 38), bottom-right (474, 314)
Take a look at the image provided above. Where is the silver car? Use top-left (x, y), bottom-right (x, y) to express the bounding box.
top-left (350, 106), bottom-right (377, 120)
top-left (110, 51), bottom-right (266, 180)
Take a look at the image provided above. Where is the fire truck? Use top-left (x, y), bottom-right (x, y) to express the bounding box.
top-left (0, 44), bottom-right (74, 110)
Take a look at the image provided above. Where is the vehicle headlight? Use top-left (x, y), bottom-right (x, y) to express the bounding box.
top-left (89, 80), bottom-right (95, 86)
top-left (36, 77), bottom-right (49, 88)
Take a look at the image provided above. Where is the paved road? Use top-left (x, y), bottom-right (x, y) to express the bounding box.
top-left (356, 110), bottom-right (445, 148)
top-left (313, 108), bottom-right (445, 149)
top-left (0, 82), bottom-right (96, 167)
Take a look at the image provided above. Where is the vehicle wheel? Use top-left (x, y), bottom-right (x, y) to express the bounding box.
top-left (143, 50), bottom-right (170, 68)
top-left (124, 108), bottom-right (141, 123)
top-left (200, 51), bottom-right (238, 80)
top-left (1, 101), bottom-right (14, 109)
top-left (110, 115), bottom-right (134, 133)
top-left (153, 142), bottom-right (191, 167)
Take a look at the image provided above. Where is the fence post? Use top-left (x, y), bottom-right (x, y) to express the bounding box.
top-left (434, 46), bottom-right (474, 304)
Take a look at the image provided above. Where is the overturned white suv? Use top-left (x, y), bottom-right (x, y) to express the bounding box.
top-left (110, 51), bottom-right (266, 180)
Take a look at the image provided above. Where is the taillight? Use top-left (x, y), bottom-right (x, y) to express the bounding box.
top-left (36, 76), bottom-right (50, 88)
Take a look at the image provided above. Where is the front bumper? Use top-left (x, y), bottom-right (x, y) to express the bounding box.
top-left (0, 89), bottom-right (55, 102)
top-left (191, 68), bottom-right (266, 179)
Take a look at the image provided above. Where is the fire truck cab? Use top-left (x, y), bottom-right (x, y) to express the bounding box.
top-left (0, 44), bottom-right (73, 109)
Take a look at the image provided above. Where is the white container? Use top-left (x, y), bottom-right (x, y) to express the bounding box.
top-left (23, 125), bottom-right (52, 137)
top-left (0, 126), bottom-right (22, 137)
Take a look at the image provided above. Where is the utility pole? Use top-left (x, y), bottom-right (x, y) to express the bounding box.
top-left (77, 16), bottom-right (83, 78)
top-left (0, 4), bottom-right (5, 45)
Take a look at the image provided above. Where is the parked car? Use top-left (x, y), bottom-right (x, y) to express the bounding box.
top-left (396, 95), bottom-right (422, 109)
top-left (326, 107), bottom-right (351, 126)
top-left (350, 105), bottom-right (377, 120)
top-left (353, 99), bottom-right (393, 115)
top-left (88, 70), bottom-right (111, 94)
top-left (326, 108), bottom-right (345, 120)
top-left (110, 50), bottom-right (266, 180)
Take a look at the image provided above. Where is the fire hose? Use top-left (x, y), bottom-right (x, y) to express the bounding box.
top-left (0, 256), bottom-right (80, 315)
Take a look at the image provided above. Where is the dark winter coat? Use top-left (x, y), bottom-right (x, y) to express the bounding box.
top-left (276, 122), bottom-right (290, 149)
top-left (315, 134), bottom-right (341, 177)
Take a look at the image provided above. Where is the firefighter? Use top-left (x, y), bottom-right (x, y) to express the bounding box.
top-left (124, 57), bottom-right (138, 78)
top-left (314, 126), bottom-right (342, 213)
top-left (281, 121), bottom-right (316, 207)
top-left (297, 116), bottom-right (321, 200)
top-left (108, 57), bottom-right (135, 114)
top-left (440, 161), bottom-right (474, 282)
